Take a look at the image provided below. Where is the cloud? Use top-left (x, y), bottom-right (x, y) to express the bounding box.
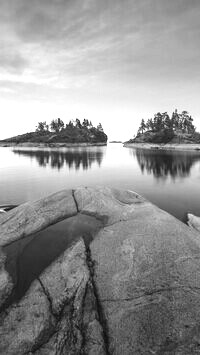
top-left (0, 46), bottom-right (28, 73)
top-left (1, 0), bottom-right (200, 83)
top-left (0, 0), bottom-right (200, 140)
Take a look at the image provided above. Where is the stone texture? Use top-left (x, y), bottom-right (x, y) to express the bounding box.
top-left (39, 238), bottom-right (90, 316)
top-left (0, 249), bottom-right (13, 308)
top-left (82, 283), bottom-right (106, 355)
top-left (0, 190), bottom-right (77, 247)
top-left (74, 186), bottom-right (147, 225)
top-left (89, 190), bottom-right (200, 354)
top-left (1, 186), bottom-right (200, 354)
top-left (188, 213), bottom-right (200, 233)
top-left (0, 239), bottom-right (106, 355)
top-left (0, 279), bottom-right (55, 355)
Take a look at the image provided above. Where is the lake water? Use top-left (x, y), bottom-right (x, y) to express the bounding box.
top-left (1, 143), bottom-right (200, 222)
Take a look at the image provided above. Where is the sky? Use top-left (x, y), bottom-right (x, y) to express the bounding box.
top-left (0, 0), bottom-right (200, 141)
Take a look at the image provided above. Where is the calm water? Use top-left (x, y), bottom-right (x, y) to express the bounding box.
top-left (1, 143), bottom-right (200, 222)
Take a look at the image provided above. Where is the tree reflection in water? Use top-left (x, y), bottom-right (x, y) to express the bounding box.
top-left (13, 148), bottom-right (104, 170)
top-left (131, 148), bottom-right (200, 180)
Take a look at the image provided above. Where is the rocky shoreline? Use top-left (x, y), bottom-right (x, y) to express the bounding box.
top-left (124, 142), bottom-right (200, 151)
top-left (0, 142), bottom-right (107, 148)
top-left (1, 187), bottom-right (200, 354)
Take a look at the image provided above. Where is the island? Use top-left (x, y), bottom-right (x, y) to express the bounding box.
top-left (0, 118), bottom-right (107, 146)
top-left (1, 186), bottom-right (200, 354)
top-left (109, 140), bottom-right (122, 143)
top-left (124, 109), bottom-right (200, 150)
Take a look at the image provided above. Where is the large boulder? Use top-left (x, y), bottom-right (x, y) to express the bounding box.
top-left (75, 187), bottom-right (200, 354)
top-left (1, 186), bottom-right (200, 354)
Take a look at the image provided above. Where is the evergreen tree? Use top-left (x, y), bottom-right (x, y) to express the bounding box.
top-left (163, 113), bottom-right (172, 129)
top-left (35, 121), bottom-right (49, 133)
top-left (75, 118), bottom-right (82, 129)
top-left (136, 109), bottom-right (196, 138)
top-left (138, 119), bottom-right (146, 134)
top-left (146, 119), bottom-right (151, 131)
top-left (50, 118), bottom-right (64, 133)
top-left (82, 119), bottom-right (89, 128)
top-left (97, 123), bottom-right (104, 132)
top-left (67, 120), bottom-right (74, 128)
top-left (156, 113), bottom-right (164, 131)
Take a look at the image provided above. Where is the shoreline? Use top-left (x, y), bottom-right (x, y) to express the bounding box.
top-left (0, 141), bottom-right (107, 148)
top-left (123, 142), bottom-right (200, 151)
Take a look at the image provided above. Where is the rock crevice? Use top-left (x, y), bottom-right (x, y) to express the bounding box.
top-left (1, 187), bottom-right (200, 354)
top-left (85, 246), bottom-right (110, 355)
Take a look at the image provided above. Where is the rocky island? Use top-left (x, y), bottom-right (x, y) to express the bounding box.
top-left (124, 110), bottom-right (200, 151)
top-left (0, 118), bottom-right (107, 147)
top-left (1, 186), bottom-right (200, 354)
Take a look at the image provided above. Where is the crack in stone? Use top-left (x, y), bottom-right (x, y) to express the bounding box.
top-left (37, 277), bottom-right (57, 319)
top-left (72, 190), bottom-right (79, 213)
top-left (100, 285), bottom-right (200, 303)
top-left (85, 245), bottom-right (110, 355)
top-left (30, 280), bottom-right (79, 354)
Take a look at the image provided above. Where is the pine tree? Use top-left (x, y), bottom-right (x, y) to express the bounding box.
top-left (50, 118), bottom-right (64, 133)
top-left (35, 121), bottom-right (49, 133)
top-left (75, 118), bottom-right (82, 129)
top-left (138, 119), bottom-right (146, 134)
top-left (97, 123), bottom-right (104, 132)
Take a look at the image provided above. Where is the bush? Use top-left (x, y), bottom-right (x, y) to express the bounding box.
top-left (149, 129), bottom-right (174, 143)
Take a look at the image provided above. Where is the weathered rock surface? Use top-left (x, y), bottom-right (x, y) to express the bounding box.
top-left (0, 239), bottom-right (106, 355)
top-left (1, 186), bottom-right (200, 354)
top-left (74, 186), bottom-right (146, 225)
top-left (187, 213), bottom-right (200, 233)
top-left (0, 250), bottom-right (13, 308)
top-left (0, 190), bottom-right (77, 247)
top-left (90, 211), bottom-right (200, 354)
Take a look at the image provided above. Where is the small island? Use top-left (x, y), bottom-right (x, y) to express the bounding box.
top-left (125, 110), bottom-right (200, 150)
top-left (109, 140), bottom-right (122, 143)
top-left (0, 118), bottom-right (107, 146)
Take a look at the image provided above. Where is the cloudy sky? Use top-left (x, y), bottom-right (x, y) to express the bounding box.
top-left (0, 0), bottom-right (200, 140)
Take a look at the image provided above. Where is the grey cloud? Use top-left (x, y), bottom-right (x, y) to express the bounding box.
top-left (1, 0), bottom-right (200, 87)
top-left (0, 46), bottom-right (28, 73)
top-left (2, 0), bottom-right (200, 45)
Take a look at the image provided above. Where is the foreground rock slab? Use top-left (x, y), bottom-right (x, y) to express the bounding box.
top-left (1, 186), bottom-right (200, 354)
top-left (0, 190), bottom-right (77, 247)
top-left (76, 187), bottom-right (200, 354)
top-left (0, 239), bottom-right (106, 355)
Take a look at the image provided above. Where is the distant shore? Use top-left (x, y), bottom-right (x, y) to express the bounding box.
top-left (0, 142), bottom-right (107, 148)
top-left (123, 142), bottom-right (200, 151)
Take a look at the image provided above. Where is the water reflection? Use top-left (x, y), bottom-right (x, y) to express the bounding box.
top-left (131, 148), bottom-right (200, 180)
top-left (13, 147), bottom-right (105, 170)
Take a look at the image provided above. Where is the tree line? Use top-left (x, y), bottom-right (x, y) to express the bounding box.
top-left (137, 110), bottom-right (196, 135)
top-left (35, 118), bottom-right (104, 134)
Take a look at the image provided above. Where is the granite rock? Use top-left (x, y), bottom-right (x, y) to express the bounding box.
top-left (90, 194), bottom-right (200, 354)
top-left (0, 250), bottom-right (13, 308)
top-left (74, 186), bottom-right (147, 225)
top-left (1, 187), bottom-right (200, 354)
top-left (0, 239), bottom-right (106, 355)
top-left (187, 213), bottom-right (200, 233)
top-left (0, 190), bottom-right (77, 247)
